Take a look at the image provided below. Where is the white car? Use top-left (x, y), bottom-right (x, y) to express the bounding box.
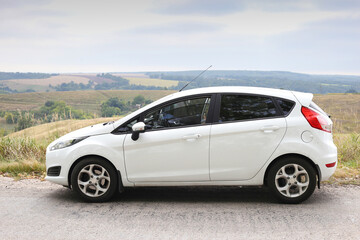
top-left (46, 86), bottom-right (337, 203)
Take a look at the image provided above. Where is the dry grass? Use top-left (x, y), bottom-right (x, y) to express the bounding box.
top-left (314, 93), bottom-right (360, 133)
top-left (112, 73), bottom-right (149, 78)
top-left (2, 75), bottom-right (91, 92)
top-left (9, 117), bottom-right (119, 141)
top-left (2, 81), bottom-right (51, 92)
top-left (334, 133), bottom-right (360, 168)
top-left (0, 137), bottom-right (47, 178)
top-left (1, 117), bottom-right (120, 178)
top-left (3, 75), bottom-right (90, 86)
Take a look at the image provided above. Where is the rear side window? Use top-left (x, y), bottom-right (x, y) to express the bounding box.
top-left (276, 98), bottom-right (295, 116)
top-left (219, 95), bottom-right (278, 122)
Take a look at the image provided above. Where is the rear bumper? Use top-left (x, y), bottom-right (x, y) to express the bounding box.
top-left (317, 152), bottom-right (337, 181)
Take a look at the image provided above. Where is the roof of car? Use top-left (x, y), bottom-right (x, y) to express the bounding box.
top-left (168, 86), bottom-right (296, 99)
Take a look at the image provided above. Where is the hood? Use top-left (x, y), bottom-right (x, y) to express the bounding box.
top-left (57, 121), bottom-right (115, 141)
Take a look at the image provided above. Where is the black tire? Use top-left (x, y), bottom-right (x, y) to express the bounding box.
top-left (71, 157), bottom-right (118, 202)
top-left (267, 157), bottom-right (317, 204)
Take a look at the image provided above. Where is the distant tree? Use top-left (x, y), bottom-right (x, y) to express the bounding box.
top-left (16, 113), bottom-right (34, 131)
top-left (45, 101), bottom-right (55, 107)
top-left (5, 112), bottom-right (14, 124)
top-left (132, 95), bottom-right (145, 105)
top-left (100, 97), bottom-right (128, 117)
top-left (346, 89), bottom-right (358, 93)
top-left (0, 71), bottom-right (58, 81)
top-left (25, 89), bottom-right (36, 92)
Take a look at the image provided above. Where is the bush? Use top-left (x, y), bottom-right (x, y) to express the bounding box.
top-left (5, 112), bottom-right (14, 124)
top-left (16, 113), bottom-right (35, 131)
top-left (101, 97), bottom-right (128, 117)
top-left (132, 95), bottom-right (145, 105)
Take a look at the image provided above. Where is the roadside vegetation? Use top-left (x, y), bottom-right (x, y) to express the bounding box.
top-left (0, 117), bottom-right (118, 178)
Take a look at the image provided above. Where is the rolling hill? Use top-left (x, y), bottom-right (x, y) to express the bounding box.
top-left (0, 90), bottom-right (174, 113)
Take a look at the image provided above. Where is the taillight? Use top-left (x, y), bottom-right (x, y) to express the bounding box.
top-left (301, 106), bottom-right (331, 133)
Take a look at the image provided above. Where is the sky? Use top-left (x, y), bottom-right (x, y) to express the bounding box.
top-left (0, 0), bottom-right (359, 74)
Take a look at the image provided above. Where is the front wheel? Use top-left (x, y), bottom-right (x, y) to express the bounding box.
top-left (71, 157), bottom-right (118, 202)
top-left (267, 157), bottom-right (317, 204)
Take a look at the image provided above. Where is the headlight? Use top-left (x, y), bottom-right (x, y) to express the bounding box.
top-left (50, 136), bottom-right (88, 151)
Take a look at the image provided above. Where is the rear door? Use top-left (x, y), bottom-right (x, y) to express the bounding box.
top-left (210, 94), bottom-right (287, 181)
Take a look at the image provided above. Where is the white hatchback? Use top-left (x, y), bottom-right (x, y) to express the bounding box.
top-left (46, 87), bottom-right (337, 203)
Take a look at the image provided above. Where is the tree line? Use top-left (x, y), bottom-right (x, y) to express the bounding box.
top-left (0, 72), bottom-right (58, 81)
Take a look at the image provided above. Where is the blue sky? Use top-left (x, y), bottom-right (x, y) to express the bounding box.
top-left (0, 0), bottom-right (359, 74)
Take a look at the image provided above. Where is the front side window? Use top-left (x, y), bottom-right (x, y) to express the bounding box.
top-left (144, 97), bottom-right (211, 129)
top-left (219, 95), bottom-right (278, 122)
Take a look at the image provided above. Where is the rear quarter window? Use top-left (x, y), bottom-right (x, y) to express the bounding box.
top-left (276, 98), bottom-right (295, 116)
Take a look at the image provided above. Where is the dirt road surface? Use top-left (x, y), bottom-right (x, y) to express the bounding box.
top-left (0, 176), bottom-right (359, 240)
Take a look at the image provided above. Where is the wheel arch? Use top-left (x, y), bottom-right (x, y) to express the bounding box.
top-left (263, 153), bottom-right (320, 188)
top-left (68, 154), bottom-right (124, 192)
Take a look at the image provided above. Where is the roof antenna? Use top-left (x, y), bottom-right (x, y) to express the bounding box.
top-left (179, 65), bottom-right (212, 92)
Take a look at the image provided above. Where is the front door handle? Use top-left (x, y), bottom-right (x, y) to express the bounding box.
top-left (182, 134), bottom-right (201, 141)
top-left (260, 125), bottom-right (280, 133)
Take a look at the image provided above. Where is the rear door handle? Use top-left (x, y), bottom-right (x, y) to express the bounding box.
top-left (260, 125), bottom-right (280, 133)
top-left (182, 134), bottom-right (201, 141)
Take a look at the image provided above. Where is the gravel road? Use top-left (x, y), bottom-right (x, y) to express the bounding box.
top-left (0, 176), bottom-right (359, 240)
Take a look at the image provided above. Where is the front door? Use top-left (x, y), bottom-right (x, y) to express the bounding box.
top-left (124, 96), bottom-right (212, 182)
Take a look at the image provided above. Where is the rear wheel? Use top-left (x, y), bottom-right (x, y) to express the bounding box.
top-left (267, 157), bottom-right (316, 204)
top-left (71, 157), bottom-right (118, 202)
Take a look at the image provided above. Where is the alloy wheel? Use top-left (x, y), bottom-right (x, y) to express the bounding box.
top-left (77, 164), bottom-right (111, 197)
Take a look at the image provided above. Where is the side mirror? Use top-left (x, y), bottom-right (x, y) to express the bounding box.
top-left (131, 122), bottom-right (145, 141)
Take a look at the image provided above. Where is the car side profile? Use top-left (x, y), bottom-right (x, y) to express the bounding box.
top-left (46, 86), bottom-right (337, 203)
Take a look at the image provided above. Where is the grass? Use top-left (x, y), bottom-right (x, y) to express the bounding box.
top-left (0, 137), bottom-right (47, 178)
top-left (0, 117), bottom-right (119, 178)
top-left (314, 93), bottom-right (360, 133)
top-left (9, 117), bottom-right (119, 141)
top-left (327, 133), bottom-right (360, 184)
top-left (0, 118), bottom-right (16, 132)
